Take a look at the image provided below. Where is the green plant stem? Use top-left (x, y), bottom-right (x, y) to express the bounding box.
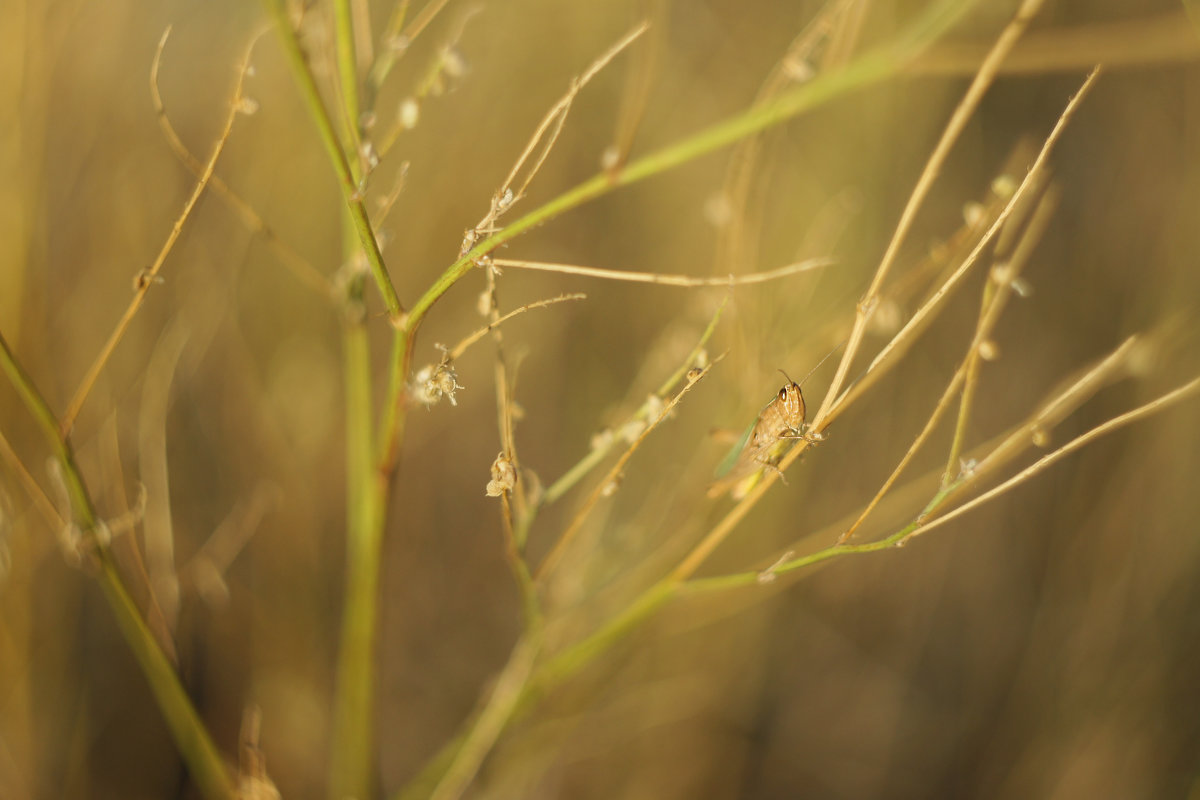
top-left (944, 280), bottom-right (994, 482)
top-left (264, 0), bottom-right (404, 319)
top-left (0, 332), bottom-right (233, 800)
top-left (393, 583), bottom-right (676, 800)
top-left (332, 0), bottom-right (362, 152)
top-left (377, 325), bottom-right (413, 470)
top-left (429, 633), bottom-right (542, 800)
top-left (331, 316), bottom-right (384, 800)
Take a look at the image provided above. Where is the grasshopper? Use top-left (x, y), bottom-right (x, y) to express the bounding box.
top-left (708, 371), bottom-right (821, 500)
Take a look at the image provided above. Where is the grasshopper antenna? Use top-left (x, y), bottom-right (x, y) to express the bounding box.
top-left (796, 341), bottom-right (845, 386)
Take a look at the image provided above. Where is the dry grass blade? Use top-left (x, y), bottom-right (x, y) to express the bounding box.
top-left (911, 9), bottom-right (1200, 76)
top-left (447, 293), bottom-right (586, 361)
top-left (901, 376), bottom-right (1200, 545)
top-left (825, 68), bottom-right (1100, 424)
top-left (150, 27), bottom-right (332, 300)
top-left (369, 0), bottom-right (452, 104)
top-left (491, 257), bottom-right (830, 287)
top-left (715, 0), bottom-right (862, 275)
top-left (428, 635), bottom-right (541, 800)
top-left (959, 335), bottom-right (1139, 495)
top-left (536, 355), bottom-right (722, 582)
top-left (817, 0), bottom-right (1048, 425)
top-left (60, 28), bottom-right (259, 435)
top-left (838, 186), bottom-right (1058, 543)
top-left (493, 21), bottom-right (649, 219)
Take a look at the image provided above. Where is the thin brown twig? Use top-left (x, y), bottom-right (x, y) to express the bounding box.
top-left (447, 293), bottom-right (585, 361)
top-left (150, 28), bottom-right (332, 300)
top-left (485, 265), bottom-right (526, 529)
top-left (827, 68), bottom-right (1100, 423)
top-left (536, 355), bottom-right (722, 582)
top-left (488, 21), bottom-right (649, 227)
top-left (942, 184), bottom-right (1056, 479)
top-left (901, 376), bottom-right (1200, 545)
top-left (838, 187), bottom-right (1057, 543)
top-left (816, 0), bottom-right (1048, 426)
top-left (603, 0), bottom-right (664, 174)
top-left (400, 0), bottom-right (450, 43)
top-left (60, 28), bottom-right (258, 435)
top-left (492, 257), bottom-right (830, 287)
top-left (960, 336), bottom-right (1140, 498)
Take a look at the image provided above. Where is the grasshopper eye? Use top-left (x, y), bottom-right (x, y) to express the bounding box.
top-left (778, 387), bottom-right (788, 401)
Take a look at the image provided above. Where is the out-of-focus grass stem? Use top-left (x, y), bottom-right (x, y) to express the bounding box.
top-left (0, 332), bottom-right (234, 800)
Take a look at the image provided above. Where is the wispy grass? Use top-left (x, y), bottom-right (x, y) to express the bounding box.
top-left (4, 1), bottom-right (1200, 798)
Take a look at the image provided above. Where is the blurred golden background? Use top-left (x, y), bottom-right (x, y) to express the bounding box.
top-left (2, 1), bottom-right (1200, 798)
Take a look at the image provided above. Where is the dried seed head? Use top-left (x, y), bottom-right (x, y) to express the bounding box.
top-left (601, 475), bottom-right (622, 497)
top-left (757, 551), bottom-right (794, 584)
top-left (590, 428), bottom-right (614, 450)
top-left (703, 193), bottom-right (733, 228)
top-left (782, 56), bottom-right (814, 82)
top-left (441, 47), bottom-right (468, 78)
top-left (978, 340), bottom-right (999, 361)
top-left (133, 268), bottom-right (165, 292)
top-left (686, 367), bottom-right (703, 383)
top-left (600, 145), bottom-right (621, 171)
top-left (992, 174), bottom-right (1018, 199)
top-left (867, 297), bottom-right (902, 335)
top-left (991, 261), bottom-right (1015, 286)
top-left (236, 96), bottom-right (259, 116)
top-left (963, 201), bottom-right (985, 227)
top-left (411, 362), bottom-right (464, 407)
top-left (643, 394), bottom-right (666, 422)
top-left (399, 97), bottom-right (419, 130)
top-left (496, 187), bottom-right (515, 211)
top-left (460, 228), bottom-right (479, 256)
top-left (1031, 425), bottom-right (1050, 448)
top-left (486, 453), bottom-right (517, 497)
top-left (359, 140), bottom-right (380, 171)
top-left (618, 418), bottom-right (646, 443)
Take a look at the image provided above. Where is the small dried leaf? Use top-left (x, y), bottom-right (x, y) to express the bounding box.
top-left (486, 453), bottom-right (517, 497)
